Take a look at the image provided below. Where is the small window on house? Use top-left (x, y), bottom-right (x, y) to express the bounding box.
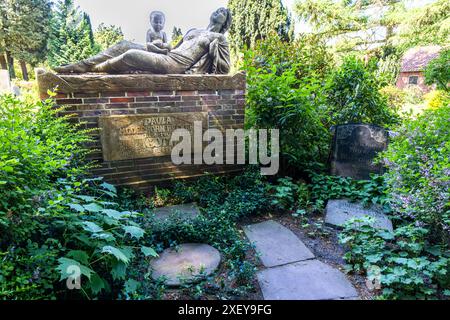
top-left (408, 76), bottom-right (418, 85)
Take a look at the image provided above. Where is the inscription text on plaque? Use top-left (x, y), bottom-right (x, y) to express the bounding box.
top-left (99, 112), bottom-right (208, 161)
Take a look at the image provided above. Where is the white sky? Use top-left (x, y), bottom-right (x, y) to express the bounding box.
top-left (72, 0), bottom-right (435, 43)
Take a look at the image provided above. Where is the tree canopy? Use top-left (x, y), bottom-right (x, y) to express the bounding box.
top-left (94, 23), bottom-right (124, 51)
top-left (228, 0), bottom-right (294, 54)
top-left (47, 0), bottom-right (99, 68)
top-left (0, 0), bottom-right (52, 78)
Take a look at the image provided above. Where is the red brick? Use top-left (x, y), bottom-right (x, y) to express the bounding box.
top-left (110, 97), bottom-right (135, 103)
top-left (56, 98), bottom-right (83, 105)
top-left (83, 98), bottom-right (109, 104)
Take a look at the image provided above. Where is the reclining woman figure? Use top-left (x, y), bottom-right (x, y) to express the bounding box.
top-left (54, 7), bottom-right (232, 75)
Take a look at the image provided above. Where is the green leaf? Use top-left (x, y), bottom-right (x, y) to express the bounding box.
top-left (56, 257), bottom-right (93, 281)
top-left (124, 279), bottom-right (140, 294)
top-left (75, 195), bottom-right (96, 202)
top-left (103, 209), bottom-right (128, 220)
top-left (66, 250), bottom-right (90, 265)
top-left (141, 246), bottom-right (158, 257)
top-left (82, 221), bottom-right (103, 233)
top-left (123, 226), bottom-right (145, 240)
top-left (68, 203), bottom-right (85, 212)
top-left (101, 246), bottom-right (129, 264)
top-left (100, 182), bottom-right (117, 194)
top-left (92, 232), bottom-right (115, 241)
top-left (89, 272), bottom-right (106, 295)
top-left (84, 203), bottom-right (103, 213)
top-left (111, 261), bottom-right (127, 280)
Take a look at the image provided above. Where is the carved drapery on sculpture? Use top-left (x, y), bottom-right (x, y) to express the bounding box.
top-left (53, 8), bottom-right (232, 75)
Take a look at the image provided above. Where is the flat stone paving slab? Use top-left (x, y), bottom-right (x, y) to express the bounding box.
top-left (151, 203), bottom-right (201, 224)
top-left (243, 220), bottom-right (315, 267)
top-left (325, 199), bottom-right (393, 232)
top-left (257, 260), bottom-right (358, 300)
top-left (150, 243), bottom-right (221, 286)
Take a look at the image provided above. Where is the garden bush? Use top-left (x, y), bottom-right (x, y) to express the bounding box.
top-left (326, 56), bottom-right (399, 126)
top-left (0, 94), bottom-right (155, 299)
top-left (243, 35), bottom-right (333, 171)
top-left (425, 48), bottom-right (450, 93)
top-left (0, 93), bottom-right (92, 246)
top-left (380, 103), bottom-right (450, 245)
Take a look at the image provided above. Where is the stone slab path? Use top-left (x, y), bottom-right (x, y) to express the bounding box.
top-left (325, 199), bottom-right (393, 232)
top-left (244, 220), bottom-right (359, 300)
top-left (243, 220), bottom-right (314, 267)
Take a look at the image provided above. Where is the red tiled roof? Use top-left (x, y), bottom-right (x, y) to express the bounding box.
top-left (400, 46), bottom-right (442, 72)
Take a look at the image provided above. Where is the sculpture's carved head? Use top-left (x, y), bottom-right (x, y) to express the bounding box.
top-left (150, 11), bottom-right (165, 32)
top-left (210, 7), bottom-right (232, 34)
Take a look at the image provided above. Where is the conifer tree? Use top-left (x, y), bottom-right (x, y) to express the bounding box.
top-left (47, 0), bottom-right (99, 68)
top-left (228, 0), bottom-right (294, 54)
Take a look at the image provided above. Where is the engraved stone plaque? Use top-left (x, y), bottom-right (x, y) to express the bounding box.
top-left (99, 112), bottom-right (208, 161)
top-left (330, 124), bottom-right (388, 180)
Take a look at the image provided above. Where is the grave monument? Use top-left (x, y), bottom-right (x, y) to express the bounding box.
top-left (329, 124), bottom-right (389, 180)
top-left (37, 8), bottom-right (245, 190)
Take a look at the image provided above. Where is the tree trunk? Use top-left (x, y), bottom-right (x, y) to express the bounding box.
top-left (20, 60), bottom-right (29, 81)
top-left (5, 51), bottom-right (15, 79)
top-left (0, 53), bottom-right (7, 70)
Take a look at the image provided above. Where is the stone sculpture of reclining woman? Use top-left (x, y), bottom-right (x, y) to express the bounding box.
top-left (54, 7), bottom-right (232, 75)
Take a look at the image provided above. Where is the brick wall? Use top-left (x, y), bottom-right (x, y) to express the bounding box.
top-left (36, 70), bottom-right (246, 190)
top-left (396, 71), bottom-right (433, 92)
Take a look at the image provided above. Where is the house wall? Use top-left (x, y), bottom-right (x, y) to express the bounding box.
top-left (396, 71), bottom-right (432, 92)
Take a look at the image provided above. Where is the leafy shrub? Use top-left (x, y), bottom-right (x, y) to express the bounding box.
top-left (309, 173), bottom-right (390, 210)
top-left (243, 37), bottom-right (332, 170)
top-left (266, 177), bottom-right (311, 212)
top-left (339, 217), bottom-right (449, 300)
top-left (423, 90), bottom-right (450, 110)
top-left (380, 85), bottom-right (406, 112)
top-left (0, 93), bottom-right (92, 246)
top-left (0, 93), bottom-right (155, 299)
top-left (425, 48), bottom-right (450, 92)
top-left (326, 56), bottom-right (399, 126)
top-left (403, 85), bottom-right (425, 105)
top-left (380, 104), bottom-right (450, 244)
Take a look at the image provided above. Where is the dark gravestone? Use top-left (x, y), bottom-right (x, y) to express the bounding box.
top-left (330, 124), bottom-right (388, 180)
